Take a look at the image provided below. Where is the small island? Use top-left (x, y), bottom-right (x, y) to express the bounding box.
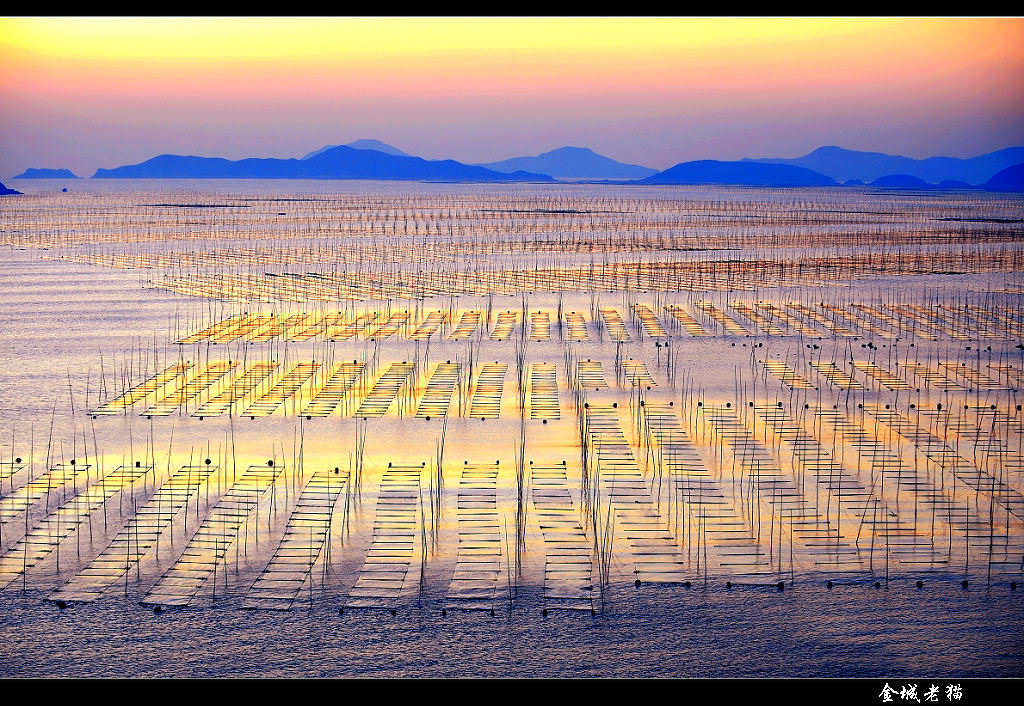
top-left (13, 167), bottom-right (79, 179)
top-left (0, 180), bottom-right (22, 195)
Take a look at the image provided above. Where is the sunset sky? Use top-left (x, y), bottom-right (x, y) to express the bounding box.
top-left (2, 17), bottom-right (1023, 177)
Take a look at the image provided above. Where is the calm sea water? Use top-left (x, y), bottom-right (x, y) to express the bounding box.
top-left (1, 579), bottom-right (1020, 677)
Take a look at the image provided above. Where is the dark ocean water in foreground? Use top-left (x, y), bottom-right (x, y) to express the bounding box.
top-left (1, 578), bottom-right (1021, 678)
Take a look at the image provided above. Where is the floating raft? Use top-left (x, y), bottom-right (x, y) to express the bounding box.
top-left (584, 405), bottom-right (689, 583)
top-left (699, 405), bottom-right (864, 574)
top-left (865, 404), bottom-right (1024, 523)
top-left (732, 301), bottom-right (788, 336)
top-left (193, 361), bottom-right (280, 417)
top-left (812, 405), bottom-right (981, 559)
top-left (809, 360), bottom-right (864, 390)
top-left (576, 360), bottom-right (608, 391)
top-left (938, 361), bottom-right (1009, 390)
top-left (0, 464), bottom-right (152, 591)
top-left (243, 470), bottom-right (348, 611)
top-left (354, 362), bottom-right (415, 418)
top-left (415, 363), bottom-right (460, 419)
top-left (901, 361), bottom-right (965, 391)
top-left (850, 360), bottom-right (911, 391)
top-left (444, 462), bottom-right (503, 613)
top-left (621, 358), bottom-right (657, 388)
top-left (344, 464), bottom-right (421, 611)
top-left (695, 301), bottom-right (750, 335)
top-left (0, 463), bottom-right (90, 526)
top-left (642, 404), bottom-right (772, 579)
top-left (0, 459), bottom-right (26, 484)
top-left (408, 311), bottom-right (447, 341)
top-left (210, 313), bottom-right (273, 344)
top-left (178, 313), bottom-right (248, 344)
top-left (142, 361), bottom-right (238, 416)
top-left (529, 363), bottom-right (560, 420)
top-left (241, 361), bottom-right (320, 417)
top-left (788, 302), bottom-right (857, 338)
top-left (286, 312), bottom-right (337, 342)
top-left (598, 306), bottom-right (631, 342)
top-left (449, 311), bottom-right (482, 340)
top-left (530, 463), bottom-right (598, 612)
top-left (490, 311), bottom-right (519, 341)
top-left (299, 362), bottom-right (365, 418)
top-left (664, 304), bottom-right (708, 336)
top-left (564, 311), bottom-right (589, 341)
top-left (762, 359), bottom-right (815, 390)
top-left (141, 463), bottom-right (283, 607)
top-left (754, 405), bottom-right (931, 565)
top-left (368, 311), bottom-right (409, 340)
top-left (755, 302), bottom-right (820, 337)
top-left (632, 304), bottom-right (668, 338)
top-left (50, 463), bottom-right (216, 603)
top-left (247, 313), bottom-right (310, 343)
top-left (92, 362), bottom-right (194, 415)
top-left (328, 312), bottom-right (380, 341)
top-left (529, 310), bottom-right (551, 341)
top-left (468, 363), bottom-right (507, 420)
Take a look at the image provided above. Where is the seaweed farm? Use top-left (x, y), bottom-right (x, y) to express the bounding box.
top-left (1, 182), bottom-right (1023, 677)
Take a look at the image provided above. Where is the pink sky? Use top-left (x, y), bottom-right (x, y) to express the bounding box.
top-left (2, 17), bottom-right (1023, 177)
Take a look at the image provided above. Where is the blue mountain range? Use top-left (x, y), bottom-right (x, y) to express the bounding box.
top-left (93, 145), bottom-right (553, 182)
top-left (639, 160), bottom-right (836, 187)
top-left (984, 163), bottom-right (1024, 192)
top-left (478, 146), bottom-right (657, 180)
top-left (745, 145), bottom-right (1024, 184)
top-left (302, 139), bottom-right (410, 160)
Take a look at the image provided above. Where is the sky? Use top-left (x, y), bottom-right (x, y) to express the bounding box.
top-left (1, 17), bottom-right (1023, 178)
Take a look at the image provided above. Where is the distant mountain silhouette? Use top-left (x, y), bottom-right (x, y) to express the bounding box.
top-left (984, 163), bottom-right (1024, 192)
top-left (870, 174), bottom-right (933, 189)
top-left (93, 146), bottom-right (554, 182)
top-left (13, 167), bottom-right (78, 179)
top-left (0, 180), bottom-right (22, 195)
top-left (478, 146), bottom-right (657, 179)
top-left (639, 160), bottom-right (836, 187)
top-left (745, 145), bottom-right (1024, 184)
top-left (302, 139), bottom-right (409, 160)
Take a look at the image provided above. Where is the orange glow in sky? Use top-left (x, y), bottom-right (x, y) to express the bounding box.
top-left (1, 17), bottom-right (1022, 175)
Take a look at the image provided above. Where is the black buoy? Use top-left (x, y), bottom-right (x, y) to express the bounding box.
top-left (55, 600), bottom-right (67, 610)
top-left (338, 608), bottom-right (344, 615)
top-left (542, 608), bottom-right (548, 617)
top-left (961, 579), bottom-right (969, 589)
top-left (154, 605), bottom-right (163, 614)
top-left (777, 581), bottom-right (785, 591)
top-left (874, 582), bottom-right (881, 589)
top-left (635, 579), bottom-right (641, 588)
top-left (726, 581), bottom-right (732, 589)
top-left (441, 608), bottom-right (447, 616)
top-left (916, 580), bottom-right (923, 590)
top-left (826, 580), bottom-right (833, 590)
top-left (390, 609), bottom-right (396, 616)
top-left (1011, 582), bottom-right (1017, 591)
